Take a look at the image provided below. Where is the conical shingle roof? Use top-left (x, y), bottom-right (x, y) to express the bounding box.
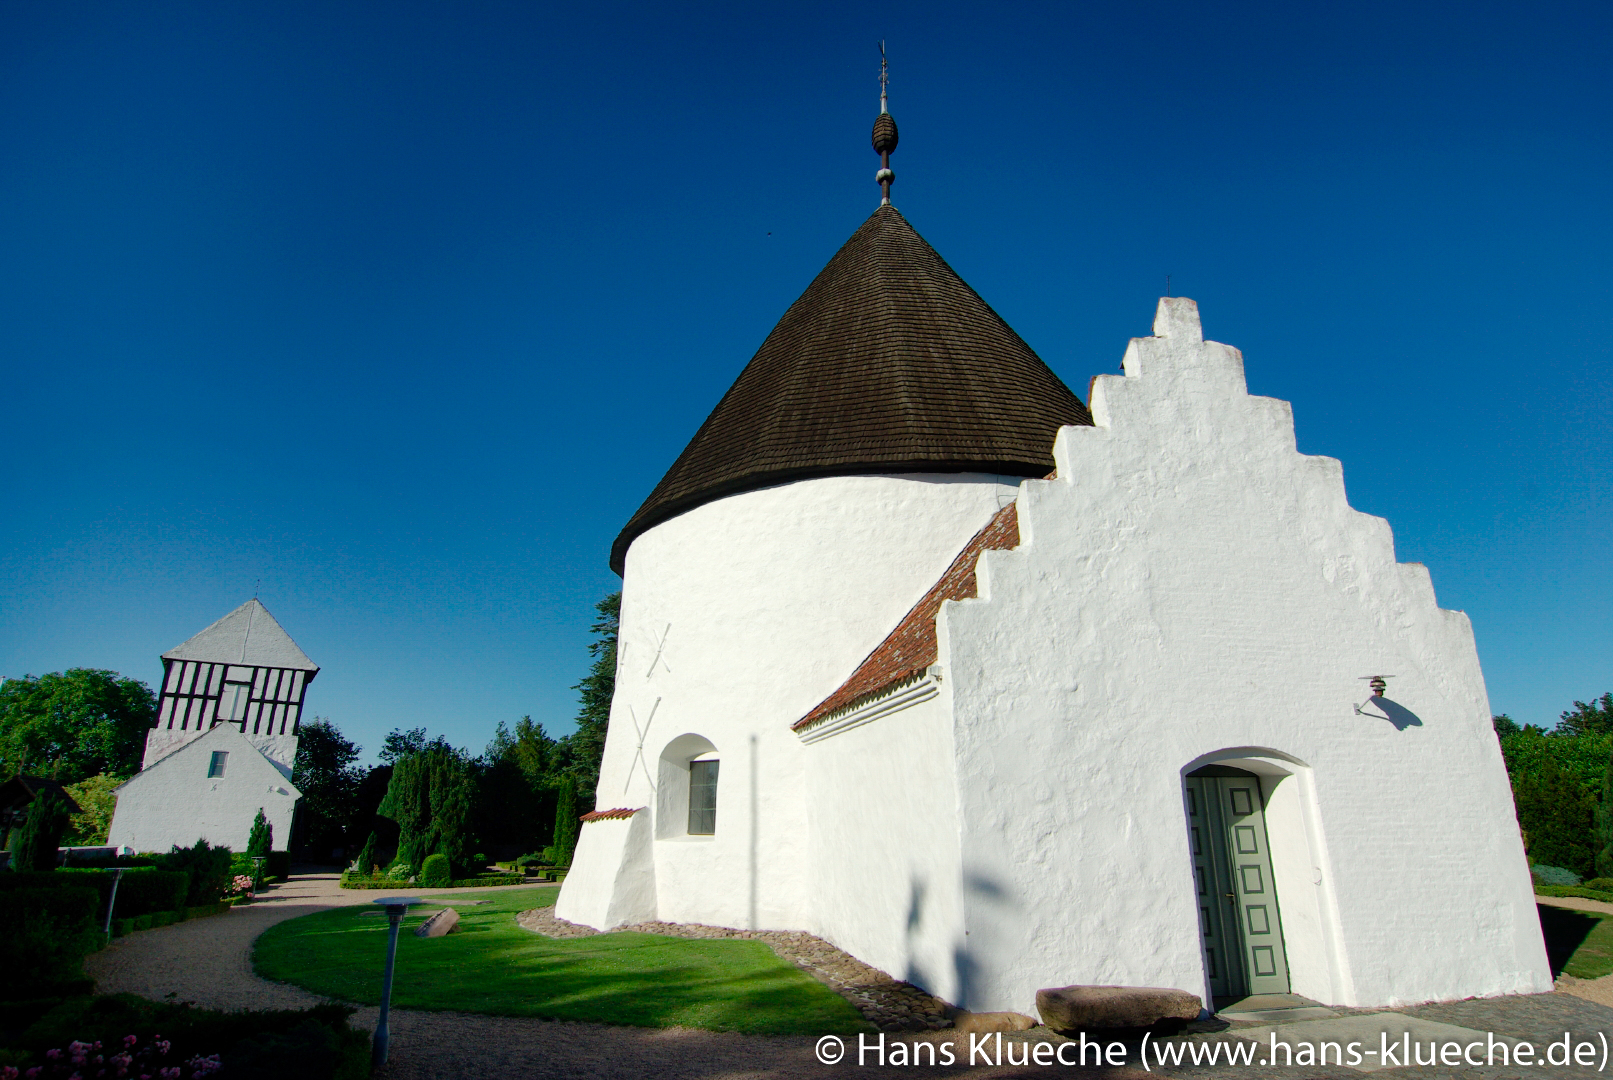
top-left (162, 599), bottom-right (319, 673)
top-left (611, 205), bottom-right (1091, 572)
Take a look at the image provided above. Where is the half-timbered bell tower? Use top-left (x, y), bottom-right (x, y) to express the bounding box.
top-left (142, 598), bottom-right (319, 774)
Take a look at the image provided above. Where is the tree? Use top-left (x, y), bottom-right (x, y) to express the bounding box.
top-left (0, 670), bottom-right (156, 782)
top-left (475, 718), bottom-right (558, 857)
top-left (379, 727), bottom-right (429, 765)
top-left (1493, 714), bottom-right (1521, 739)
top-left (292, 717), bottom-right (364, 856)
top-left (62, 773), bottom-right (120, 845)
top-left (246, 808), bottom-right (272, 859)
top-left (1598, 750), bottom-right (1613, 880)
top-left (562, 592), bottom-right (618, 809)
top-left (1513, 754), bottom-right (1596, 876)
top-left (376, 746), bottom-right (475, 872)
top-left (553, 774), bottom-right (578, 867)
top-left (9, 788), bottom-right (72, 871)
top-left (1559, 693), bottom-right (1613, 739)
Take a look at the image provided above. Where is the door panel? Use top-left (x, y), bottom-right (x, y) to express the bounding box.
top-left (1186, 769), bottom-right (1292, 998)
top-left (1185, 776), bottom-right (1242, 997)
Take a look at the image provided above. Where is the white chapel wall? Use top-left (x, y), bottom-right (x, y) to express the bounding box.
top-left (557, 472), bottom-right (1017, 930)
top-left (932, 298), bottom-right (1547, 1013)
top-left (109, 726), bottom-right (299, 854)
top-left (803, 689), bottom-right (966, 1003)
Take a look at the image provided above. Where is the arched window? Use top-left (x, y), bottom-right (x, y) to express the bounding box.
top-left (657, 735), bottom-right (719, 839)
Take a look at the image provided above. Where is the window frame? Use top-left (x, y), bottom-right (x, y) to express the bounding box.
top-left (207, 750), bottom-right (229, 778)
top-left (686, 758), bottom-right (719, 835)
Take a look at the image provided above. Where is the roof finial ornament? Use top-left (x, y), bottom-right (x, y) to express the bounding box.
top-left (872, 42), bottom-right (898, 206)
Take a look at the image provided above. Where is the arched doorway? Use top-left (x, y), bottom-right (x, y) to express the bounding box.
top-left (1186, 765), bottom-right (1292, 999)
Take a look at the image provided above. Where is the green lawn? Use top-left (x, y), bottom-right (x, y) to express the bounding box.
top-left (1538, 902), bottom-right (1613, 979)
top-left (253, 887), bottom-right (870, 1035)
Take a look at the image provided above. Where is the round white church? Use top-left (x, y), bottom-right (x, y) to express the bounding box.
top-left (556, 100), bottom-right (1549, 1015)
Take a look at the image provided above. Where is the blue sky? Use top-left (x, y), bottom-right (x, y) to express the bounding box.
top-left (1, 1), bottom-right (1607, 763)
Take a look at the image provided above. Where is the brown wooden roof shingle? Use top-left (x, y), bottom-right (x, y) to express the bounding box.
top-left (794, 501), bottom-right (1021, 732)
top-left (610, 206), bottom-right (1090, 573)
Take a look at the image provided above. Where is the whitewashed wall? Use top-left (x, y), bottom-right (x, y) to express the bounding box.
top-left (932, 298), bottom-right (1548, 1012)
top-left (557, 473), bottom-right (1017, 930)
top-left (802, 686), bottom-right (968, 1003)
top-left (108, 725), bottom-right (300, 854)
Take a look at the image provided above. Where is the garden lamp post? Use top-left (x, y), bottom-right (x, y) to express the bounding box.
top-left (102, 867), bottom-right (125, 937)
top-left (250, 855), bottom-right (267, 892)
top-left (371, 896), bottom-right (421, 1068)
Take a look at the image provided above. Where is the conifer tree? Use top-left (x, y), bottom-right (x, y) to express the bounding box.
top-left (246, 807), bottom-right (272, 859)
top-left (1597, 751), bottom-right (1613, 880)
top-left (353, 830), bottom-right (380, 874)
top-left (553, 774), bottom-right (578, 867)
top-left (9, 788), bottom-right (72, 871)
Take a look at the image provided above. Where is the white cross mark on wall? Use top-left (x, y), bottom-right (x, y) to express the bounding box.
top-left (625, 696), bottom-right (661, 794)
top-left (645, 623), bottom-right (672, 678)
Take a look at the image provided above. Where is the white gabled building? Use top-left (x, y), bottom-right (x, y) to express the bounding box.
top-left (108, 600), bottom-right (314, 854)
top-left (556, 101), bottom-right (1550, 1013)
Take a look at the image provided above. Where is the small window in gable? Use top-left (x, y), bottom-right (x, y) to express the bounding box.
top-left (687, 759), bottom-right (719, 835)
top-left (208, 751), bottom-right (229, 778)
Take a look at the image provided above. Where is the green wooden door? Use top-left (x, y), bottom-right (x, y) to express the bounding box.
top-left (1185, 768), bottom-right (1291, 997)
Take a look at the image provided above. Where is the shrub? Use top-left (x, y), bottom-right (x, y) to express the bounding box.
top-left (1533, 863), bottom-right (1582, 886)
top-left (266, 851), bottom-right (291, 879)
top-left (0, 887), bottom-right (101, 998)
top-left (516, 852), bottom-right (549, 868)
top-left (1587, 877), bottom-right (1613, 891)
top-left (153, 841), bottom-right (234, 905)
top-left (419, 853), bottom-right (451, 888)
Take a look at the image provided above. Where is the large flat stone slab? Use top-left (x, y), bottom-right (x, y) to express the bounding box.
top-left (415, 907), bottom-right (460, 938)
top-left (1036, 985), bottom-right (1202, 1032)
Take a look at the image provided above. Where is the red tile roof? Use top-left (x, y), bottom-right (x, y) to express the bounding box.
top-left (794, 501), bottom-right (1021, 732)
top-left (579, 807), bottom-right (642, 822)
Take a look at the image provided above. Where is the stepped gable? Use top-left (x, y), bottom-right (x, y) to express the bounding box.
top-left (610, 205), bottom-right (1090, 573)
top-left (795, 499), bottom-right (1021, 733)
top-left (162, 599), bottom-right (319, 673)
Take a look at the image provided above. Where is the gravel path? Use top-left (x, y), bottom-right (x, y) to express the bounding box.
top-left (85, 872), bottom-right (1130, 1078)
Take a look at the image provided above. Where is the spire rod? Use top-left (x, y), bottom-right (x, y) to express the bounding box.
top-left (872, 43), bottom-right (898, 206)
top-left (879, 41), bottom-right (889, 115)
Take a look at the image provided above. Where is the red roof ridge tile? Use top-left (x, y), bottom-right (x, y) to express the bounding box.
top-left (794, 501), bottom-right (1022, 733)
top-left (579, 807), bottom-right (643, 822)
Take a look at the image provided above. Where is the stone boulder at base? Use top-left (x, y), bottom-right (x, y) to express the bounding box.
top-left (415, 907), bottom-right (460, 938)
top-left (949, 1010), bottom-right (1038, 1035)
top-left (1035, 986), bottom-right (1202, 1032)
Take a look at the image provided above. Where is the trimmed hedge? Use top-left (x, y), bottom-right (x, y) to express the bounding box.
top-left (0, 887), bottom-right (102, 999)
top-left (0, 868), bottom-right (190, 920)
top-left (1536, 884), bottom-right (1613, 903)
top-left (110, 901), bottom-right (232, 939)
top-left (337, 872), bottom-right (525, 890)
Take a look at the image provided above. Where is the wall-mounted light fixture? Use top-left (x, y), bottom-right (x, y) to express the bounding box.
top-left (1355, 675), bottom-right (1395, 718)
